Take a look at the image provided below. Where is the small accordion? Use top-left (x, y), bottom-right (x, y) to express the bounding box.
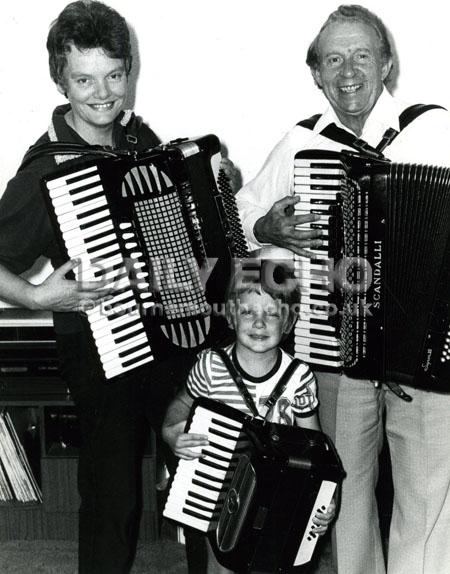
top-left (163, 397), bottom-right (344, 573)
top-left (291, 149), bottom-right (450, 390)
top-left (40, 135), bottom-right (248, 379)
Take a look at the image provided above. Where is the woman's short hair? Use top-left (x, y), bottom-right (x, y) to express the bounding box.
top-left (47, 0), bottom-right (132, 86)
top-left (306, 4), bottom-right (393, 72)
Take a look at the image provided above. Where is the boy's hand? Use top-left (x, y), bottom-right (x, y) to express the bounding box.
top-left (165, 421), bottom-right (209, 460)
top-left (310, 498), bottom-right (337, 537)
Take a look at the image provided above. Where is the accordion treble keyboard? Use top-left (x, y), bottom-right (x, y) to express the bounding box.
top-left (163, 402), bottom-right (246, 531)
top-left (47, 164), bottom-right (154, 379)
top-left (293, 153), bottom-right (348, 370)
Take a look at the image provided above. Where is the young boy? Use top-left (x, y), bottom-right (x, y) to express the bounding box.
top-left (162, 268), bottom-right (336, 573)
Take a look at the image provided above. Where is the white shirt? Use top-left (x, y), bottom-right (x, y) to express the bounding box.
top-left (236, 88), bottom-right (450, 250)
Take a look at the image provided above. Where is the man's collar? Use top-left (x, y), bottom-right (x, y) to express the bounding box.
top-left (313, 88), bottom-right (401, 140)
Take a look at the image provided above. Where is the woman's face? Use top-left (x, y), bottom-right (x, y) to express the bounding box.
top-left (58, 44), bottom-right (128, 142)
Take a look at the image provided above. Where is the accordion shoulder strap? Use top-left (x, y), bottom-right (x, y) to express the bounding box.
top-left (296, 103), bottom-right (446, 157)
top-left (213, 347), bottom-right (301, 420)
top-left (18, 142), bottom-right (122, 172)
top-left (376, 104), bottom-right (446, 153)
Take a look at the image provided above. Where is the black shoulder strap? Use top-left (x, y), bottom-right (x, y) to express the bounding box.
top-left (399, 103), bottom-right (445, 130)
top-left (296, 103), bottom-right (446, 157)
top-left (296, 114), bottom-right (384, 159)
top-left (296, 114), bottom-right (322, 130)
top-left (124, 114), bottom-right (143, 148)
top-left (376, 104), bottom-right (446, 153)
top-left (213, 347), bottom-right (301, 420)
top-left (18, 142), bottom-right (126, 172)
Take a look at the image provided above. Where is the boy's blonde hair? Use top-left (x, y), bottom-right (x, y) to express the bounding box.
top-left (226, 263), bottom-right (301, 334)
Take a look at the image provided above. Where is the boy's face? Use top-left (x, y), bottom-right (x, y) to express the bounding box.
top-left (230, 290), bottom-right (291, 356)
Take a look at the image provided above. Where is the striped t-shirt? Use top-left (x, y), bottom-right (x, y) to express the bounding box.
top-left (186, 344), bottom-right (318, 425)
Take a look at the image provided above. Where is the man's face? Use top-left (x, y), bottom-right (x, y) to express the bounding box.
top-left (58, 44), bottom-right (128, 138)
top-left (312, 21), bottom-right (392, 134)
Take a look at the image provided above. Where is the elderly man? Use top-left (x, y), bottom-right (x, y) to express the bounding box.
top-left (236, 5), bottom-right (450, 574)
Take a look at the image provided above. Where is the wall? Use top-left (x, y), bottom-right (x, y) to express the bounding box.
top-left (0, 0), bottom-right (449, 294)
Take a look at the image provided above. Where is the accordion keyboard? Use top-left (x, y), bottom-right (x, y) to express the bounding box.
top-left (292, 153), bottom-right (346, 369)
top-left (163, 403), bottom-right (245, 532)
top-left (46, 164), bottom-right (154, 379)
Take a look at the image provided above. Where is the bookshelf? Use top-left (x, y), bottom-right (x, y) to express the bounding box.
top-left (0, 309), bottom-right (158, 541)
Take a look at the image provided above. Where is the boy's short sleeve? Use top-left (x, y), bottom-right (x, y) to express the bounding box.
top-left (291, 364), bottom-right (319, 418)
top-left (186, 349), bottom-right (212, 399)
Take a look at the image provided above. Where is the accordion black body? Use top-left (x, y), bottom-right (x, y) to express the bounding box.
top-left (163, 397), bottom-right (344, 573)
top-left (293, 150), bottom-right (450, 391)
top-left (40, 135), bottom-right (248, 379)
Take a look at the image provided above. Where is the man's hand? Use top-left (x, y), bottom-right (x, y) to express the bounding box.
top-left (254, 195), bottom-right (323, 258)
top-left (163, 420), bottom-right (209, 460)
top-left (220, 157), bottom-right (241, 193)
top-left (31, 259), bottom-right (113, 313)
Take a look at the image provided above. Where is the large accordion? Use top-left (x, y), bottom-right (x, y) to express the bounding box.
top-left (40, 135), bottom-right (248, 379)
top-left (291, 149), bottom-right (450, 391)
top-left (163, 397), bottom-right (344, 573)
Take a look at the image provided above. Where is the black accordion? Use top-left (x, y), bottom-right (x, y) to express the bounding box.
top-left (292, 149), bottom-right (450, 390)
top-left (40, 135), bottom-right (248, 380)
top-left (163, 397), bottom-right (344, 573)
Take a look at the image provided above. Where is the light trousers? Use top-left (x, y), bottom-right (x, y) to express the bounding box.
top-left (317, 372), bottom-right (450, 574)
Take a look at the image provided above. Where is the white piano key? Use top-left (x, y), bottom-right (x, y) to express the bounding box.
top-left (163, 505), bottom-right (209, 532)
top-left (96, 321), bottom-right (143, 345)
top-left (104, 354), bottom-right (153, 380)
top-left (63, 220), bottom-right (114, 244)
top-left (295, 344), bottom-right (340, 357)
top-left (295, 352), bottom-right (341, 367)
top-left (51, 184), bottom-right (105, 207)
top-left (91, 311), bottom-right (138, 335)
top-left (96, 331), bottom-right (147, 355)
top-left (66, 231), bottom-right (117, 252)
top-left (46, 167), bottom-right (99, 192)
top-left (294, 166), bottom-right (344, 176)
top-left (56, 196), bottom-right (108, 222)
top-left (59, 208), bottom-right (111, 233)
top-left (101, 343), bottom-right (152, 370)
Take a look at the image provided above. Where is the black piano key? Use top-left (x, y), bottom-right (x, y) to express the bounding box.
top-left (199, 457), bottom-right (228, 472)
top-left (80, 214), bottom-right (111, 231)
top-left (86, 238), bottom-right (119, 254)
top-left (111, 317), bottom-right (142, 334)
top-left (210, 418), bottom-right (241, 432)
top-left (85, 227), bottom-right (117, 245)
top-left (200, 449), bottom-right (232, 464)
top-left (185, 499), bottom-right (214, 514)
top-left (94, 261), bottom-right (124, 278)
top-left (122, 350), bottom-right (153, 369)
top-left (188, 491), bottom-right (218, 506)
top-left (77, 203), bottom-right (109, 221)
top-left (194, 470), bottom-right (223, 485)
top-left (104, 304), bottom-right (138, 323)
top-left (208, 440), bottom-right (234, 455)
top-left (182, 507), bottom-right (211, 521)
top-left (73, 189), bottom-right (105, 206)
top-left (119, 340), bottom-right (148, 358)
top-left (208, 427), bottom-right (239, 442)
top-left (115, 327), bottom-right (145, 345)
top-left (192, 478), bottom-right (222, 493)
